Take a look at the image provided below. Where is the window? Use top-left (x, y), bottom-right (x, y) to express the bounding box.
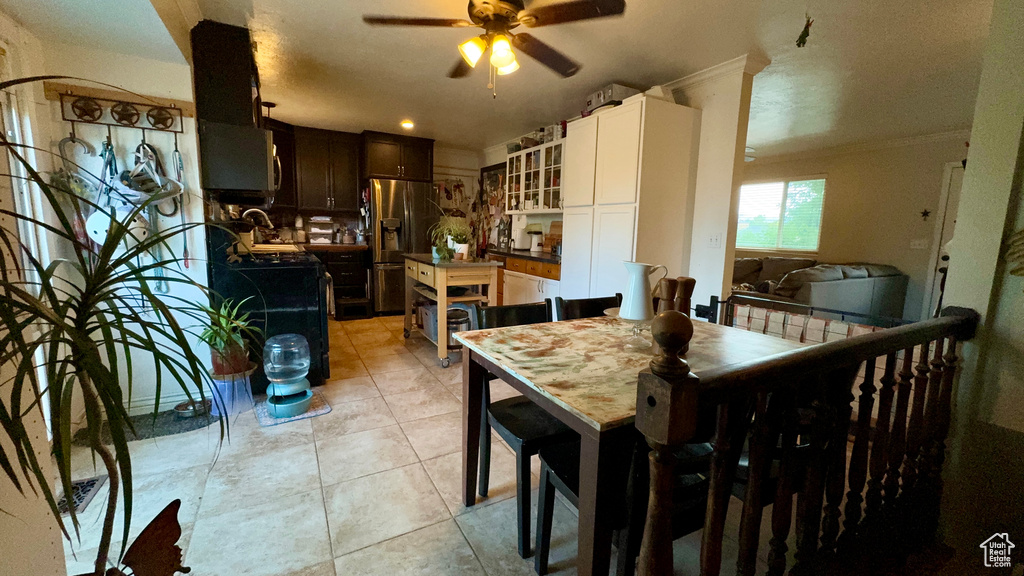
top-left (735, 177), bottom-right (826, 251)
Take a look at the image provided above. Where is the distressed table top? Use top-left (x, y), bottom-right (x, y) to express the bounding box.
top-left (454, 316), bottom-right (805, 432)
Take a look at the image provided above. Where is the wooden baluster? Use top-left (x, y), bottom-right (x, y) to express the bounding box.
top-left (737, 390), bottom-right (785, 576)
top-left (792, 366), bottom-right (857, 574)
top-left (635, 311), bottom-right (698, 576)
top-left (933, 337), bottom-right (959, 481)
top-left (838, 358), bottom-right (877, 547)
top-left (821, 366), bottom-right (857, 553)
top-left (865, 353), bottom-right (898, 519)
top-left (701, 398), bottom-right (752, 576)
top-left (766, 395), bottom-right (799, 576)
top-left (917, 338), bottom-right (946, 485)
top-left (900, 341), bottom-right (931, 498)
top-left (883, 348), bottom-right (915, 508)
top-left (910, 338), bottom-right (948, 542)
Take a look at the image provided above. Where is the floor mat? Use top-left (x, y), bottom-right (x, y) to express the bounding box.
top-left (253, 390), bottom-right (331, 427)
top-left (72, 400), bottom-right (219, 446)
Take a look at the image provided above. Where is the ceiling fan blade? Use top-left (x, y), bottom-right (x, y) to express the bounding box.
top-left (448, 59), bottom-right (475, 79)
top-left (518, 0), bottom-right (625, 27)
top-left (363, 16), bottom-right (475, 27)
top-left (512, 33), bottom-right (581, 78)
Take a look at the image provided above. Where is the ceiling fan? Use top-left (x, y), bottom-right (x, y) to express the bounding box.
top-left (363, 0), bottom-right (625, 80)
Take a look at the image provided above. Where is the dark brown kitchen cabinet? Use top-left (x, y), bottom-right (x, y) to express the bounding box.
top-left (295, 127), bottom-right (361, 212)
top-left (328, 133), bottom-right (361, 211)
top-left (362, 131), bottom-right (434, 182)
top-left (266, 118), bottom-right (296, 209)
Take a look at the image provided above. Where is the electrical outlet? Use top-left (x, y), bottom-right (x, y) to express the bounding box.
top-left (910, 239), bottom-right (929, 250)
top-left (709, 234), bottom-right (722, 249)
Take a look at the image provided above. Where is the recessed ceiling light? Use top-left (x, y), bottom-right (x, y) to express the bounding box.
top-left (401, 120), bottom-right (415, 130)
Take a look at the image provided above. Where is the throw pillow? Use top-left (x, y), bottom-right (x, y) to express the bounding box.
top-left (774, 264), bottom-right (845, 298)
top-left (757, 257), bottom-right (817, 283)
top-left (840, 265), bottom-right (869, 279)
top-left (733, 258), bottom-right (763, 285)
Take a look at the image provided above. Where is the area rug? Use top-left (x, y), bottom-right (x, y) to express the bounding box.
top-left (253, 390), bottom-right (332, 427)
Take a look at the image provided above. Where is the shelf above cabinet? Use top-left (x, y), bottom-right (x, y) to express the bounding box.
top-left (507, 208), bottom-right (564, 215)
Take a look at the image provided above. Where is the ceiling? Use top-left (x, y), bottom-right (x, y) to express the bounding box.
top-left (0, 0), bottom-right (184, 64)
top-left (0, 0), bottom-right (993, 157)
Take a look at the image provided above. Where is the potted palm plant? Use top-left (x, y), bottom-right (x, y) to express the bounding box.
top-left (197, 297), bottom-right (262, 415)
top-left (0, 76), bottom-right (233, 576)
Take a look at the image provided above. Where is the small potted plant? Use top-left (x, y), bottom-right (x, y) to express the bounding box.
top-left (429, 216), bottom-right (470, 262)
top-left (198, 297), bottom-right (262, 415)
top-left (450, 229), bottom-right (471, 260)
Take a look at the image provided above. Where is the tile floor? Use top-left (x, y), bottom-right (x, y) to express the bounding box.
top-left (64, 316), bottom-right (757, 576)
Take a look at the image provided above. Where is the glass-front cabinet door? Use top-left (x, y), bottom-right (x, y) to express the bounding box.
top-left (524, 147), bottom-right (541, 210)
top-left (506, 152), bottom-right (523, 211)
top-left (542, 142), bottom-right (563, 210)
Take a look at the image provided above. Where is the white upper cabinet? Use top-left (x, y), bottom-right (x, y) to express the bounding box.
top-left (595, 100), bottom-right (643, 205)
top-left (562, 116), bottom-right (598, 207)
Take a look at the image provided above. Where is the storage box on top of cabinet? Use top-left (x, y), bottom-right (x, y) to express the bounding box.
top-left (560, 94), bottom-right (701, 300)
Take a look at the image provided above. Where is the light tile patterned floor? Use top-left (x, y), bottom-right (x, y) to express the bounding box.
top-left (64, 316), bottom-right (752, 576)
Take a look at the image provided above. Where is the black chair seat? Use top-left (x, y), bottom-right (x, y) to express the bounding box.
top-left (537, 440), bottom-right (581, 503)
top-left (490, 397), bottom-right (576, 453)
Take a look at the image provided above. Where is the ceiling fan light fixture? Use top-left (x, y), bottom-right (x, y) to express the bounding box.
top-left (459, 36), bottom-right (487, 67)
top-left (496, 56), bottom-right (520, 76)
top-left (489, 34), bottom-right (515, 68)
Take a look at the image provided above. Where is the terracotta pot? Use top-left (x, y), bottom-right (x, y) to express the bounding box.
top-left (211, 341), bottom-right (249, 377)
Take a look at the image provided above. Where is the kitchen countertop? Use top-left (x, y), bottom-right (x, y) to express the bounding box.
top-left (487, 248), bottom-right (561, 265)
top-left (405, 253), bottom-right (502, 268)
top-left (300, 243), bottom-right (369, 252)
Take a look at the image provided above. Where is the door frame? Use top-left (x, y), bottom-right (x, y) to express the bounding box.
top-left (921, 161), bottom-right (965, 320)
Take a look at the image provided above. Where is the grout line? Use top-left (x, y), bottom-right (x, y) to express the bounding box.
top-left (311, 418), bottom-right (340, 576)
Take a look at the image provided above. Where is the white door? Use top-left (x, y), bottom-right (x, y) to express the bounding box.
top-left (504, 271), bottom-right (544, 305)
top-left (924, 164), bottom-right (964, 318)
top-left (595, 100), bottom-right (642, 205)
top-left (560, 206), bottom-right (594, 299)
top-left (590, 204), bottom-right (637, 298)
top-left (563, 116), bottom-right (598, 207)
top-left (540, 279), bottom-right (560, 300)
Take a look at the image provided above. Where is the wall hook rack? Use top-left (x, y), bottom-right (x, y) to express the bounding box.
top-left (60, 91), bottom-right (184, 134)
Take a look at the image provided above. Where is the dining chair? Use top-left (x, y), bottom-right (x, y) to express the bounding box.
top-left (476, 300), bottom-right (578, 558)
top-left (554, 293), bottom-right (622, 321)
top-left (534, 438), bottom-right (712, 576)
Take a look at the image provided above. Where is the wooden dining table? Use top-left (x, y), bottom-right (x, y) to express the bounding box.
top-left (454, 315), bottom-right (805, 576)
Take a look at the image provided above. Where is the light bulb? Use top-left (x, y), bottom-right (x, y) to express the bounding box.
top-left (489, 34), bottom-right (515, 68)
top-left (400, 120), bottom-right (414, 130)
top-left (458, 36), bottom-right (487, 68)
top-left (496, 57), bottom-right (520, 75)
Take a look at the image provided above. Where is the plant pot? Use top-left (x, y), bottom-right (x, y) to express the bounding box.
top-left (431, 246), bottom-right (440, 260)
top-left (211, 342), bottom-right (250, 376)
top-left (209, 363), bottom-right (256, 417)
top-left (454, 243), bottom-right (470, 259)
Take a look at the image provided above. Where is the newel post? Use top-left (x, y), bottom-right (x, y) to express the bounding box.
top-left (635, 311), bottom-right (699, 576)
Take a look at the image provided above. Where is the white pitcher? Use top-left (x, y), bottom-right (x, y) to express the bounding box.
top-left (620, 261), bottom-right (667, 321)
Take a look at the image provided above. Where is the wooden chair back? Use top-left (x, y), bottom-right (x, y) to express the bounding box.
top-left (555, 294), bottom-right (623, 320)
top-left (477, 300), bottom-right (553, 330)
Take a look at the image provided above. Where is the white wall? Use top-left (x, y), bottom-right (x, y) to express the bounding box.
top-left (743, 134), bottom-right (968, 320)
top-left (669, 55), bottom-right (766, 309)
top-left (0, 10), bottom-right (68, 576)
top-left (42, 42), bottom-right (209, 417)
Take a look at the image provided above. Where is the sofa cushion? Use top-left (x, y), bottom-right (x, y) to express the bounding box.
top-left (774, 264), bottom-right (845, 298)
top-left (839, 265), bottom-right (870, 279)
top-left (733, 258), bottom-right (763, 285)
top-left (846, 262), bottom-right (903, 277)
top-left (757, 257), bottom-right (817, 283)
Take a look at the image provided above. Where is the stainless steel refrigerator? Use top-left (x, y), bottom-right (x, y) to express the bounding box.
top-left (371, 179), bottom-right (440, 312)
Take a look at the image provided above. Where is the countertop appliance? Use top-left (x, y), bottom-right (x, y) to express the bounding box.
top-left (370, 179), bottom-right (440, 312)
top-left (528, 231), bottom-right (544, 253)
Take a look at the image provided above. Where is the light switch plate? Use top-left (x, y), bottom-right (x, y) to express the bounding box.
top-left (709, 234), bottom-right (722, 249)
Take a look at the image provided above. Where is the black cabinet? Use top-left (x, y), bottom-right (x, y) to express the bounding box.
top-left (267, 119), bottom-right (296, 208)
top-left (328, 133), bottom-right (361, 211)
top-left (295, 128), bottom-right (360, 212)
top-left (362, 131), bottom-right (434, 182)
top-left (307, 249), bottom-right (372, 320)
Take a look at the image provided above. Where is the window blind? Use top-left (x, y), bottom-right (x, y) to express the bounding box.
top-left (736, 178), bottom-right (826, 251)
